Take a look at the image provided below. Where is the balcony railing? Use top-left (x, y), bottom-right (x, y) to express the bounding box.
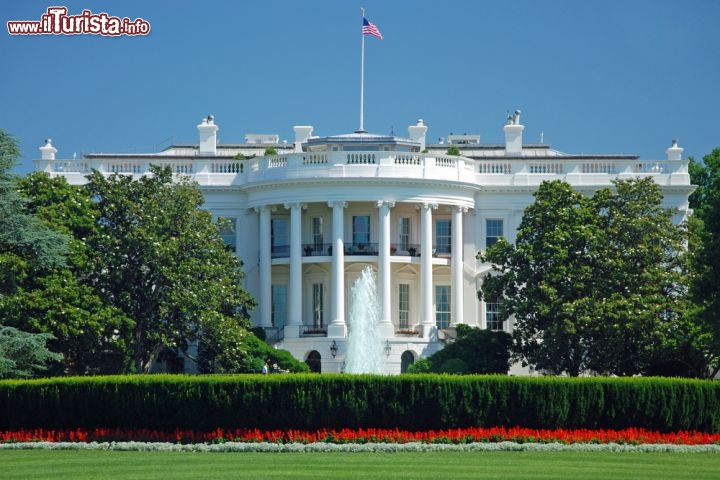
top-left (274, 243), bottom-right (443, 259)
top-left (301, 325), bottom-right (327, 336)
top-left (271, 245), bottom-right (290, 259)
top-left (36, 151), bottom-right (688, 189)
top-left (302, 243), bottom-right (333, 256)
top-left (345, 242), bottom-right (378, 256)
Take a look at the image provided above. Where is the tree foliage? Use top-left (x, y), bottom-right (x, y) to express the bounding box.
top-left (407, 324), bottom-right (511, 374)
top-left (5, 173), bottom-right (134, 374)
top-left (6, 160), bottom-right (258, 375)
top-left (479, 178), bottom-right (691, 376)
top-left (0, 130), bottom-right (73, 377)
top-left (0, 326), bottom-right (63, 379)
top-left (687, 148), bottom-right (720, 377)
top-left (0, 130), bottom-right (68, 294)
top-left (83, 165), bottom-right (256, 373)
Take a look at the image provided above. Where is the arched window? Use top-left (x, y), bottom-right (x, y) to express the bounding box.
top-left (306, 350), bottom-right (322, 373)
top-left (400, 351), bottom-right (415, 373)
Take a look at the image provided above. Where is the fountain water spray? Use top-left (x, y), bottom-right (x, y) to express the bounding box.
top-left (344, 266), bottom-right (386, 374)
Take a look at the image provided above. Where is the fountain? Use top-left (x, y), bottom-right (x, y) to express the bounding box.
top-left (344, 266), bottom-right (386, 374)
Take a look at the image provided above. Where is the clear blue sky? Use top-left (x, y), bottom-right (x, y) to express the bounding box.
top-left (3, 0), bottom-right (719, 174)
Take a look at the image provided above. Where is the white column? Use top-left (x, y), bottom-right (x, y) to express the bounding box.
top-left (328, 201), bottom-right (347, 337)
top-left (377, 201), bottom-right (395, 337)
top-left (257, 206), bottom-right (272, 328)
top-left (285, 203), bottom-right (303, 337)
top-left (451, 206), bottom-right (466, 326)
top-left (420, 203), bottom-right (437, 337)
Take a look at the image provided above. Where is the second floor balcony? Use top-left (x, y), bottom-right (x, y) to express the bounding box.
top-left (273, 243), bottom-right (442, 259)
top-left (34, 150), bottom-right (690, 189)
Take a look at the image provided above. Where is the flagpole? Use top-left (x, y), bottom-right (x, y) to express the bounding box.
top-left (359, 7), bottom-right (365, 132)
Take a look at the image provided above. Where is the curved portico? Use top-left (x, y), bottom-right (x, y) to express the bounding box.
top-left (252, 194), bottom-right (473, 344)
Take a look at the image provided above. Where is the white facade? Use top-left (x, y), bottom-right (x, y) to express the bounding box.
top-left (34, 116), bottom-right (693, 374)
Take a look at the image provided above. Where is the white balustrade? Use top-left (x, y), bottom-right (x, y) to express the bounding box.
top-left (38, 151), bottom-right (683, 187)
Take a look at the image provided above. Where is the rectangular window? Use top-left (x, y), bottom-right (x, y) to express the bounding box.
top-left (398, 283), bottom-right (410, 330)
top-left (312, 217), bottom-right (324, 251)
top-left (271, 218), bottom-right (288, 257)
top-left (399, 217), bottom-right (410, 251)
top-left (486, 298), bottom-right (504, 331)
top-left (435, 285), bottom-right (451, 329)
top-left (218, 217), bottom-right (237, 252)
top-left (312, 283), bottom-right (324, 329)
top-left (486, 219), bottom-right (504, 247)
top-left (435, 219), bottom-right (451, 254)
top-left (352, 215), bottom-right (370, 245)
top-left (271, 285), bottom-right (287, 329)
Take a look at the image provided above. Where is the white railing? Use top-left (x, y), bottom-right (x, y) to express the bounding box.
top-left (49, 161), bottom-right (90, 173)
top-left (346, 153), bottom-right (376, 164)
top-left (210, 161), bottom-right (242, 173)
top-left (478, 161), bottom-right (513, 174)
top-left (35, 152), bottom-right (687, 188)
top-left (528, 162), bottom-right (564, 174)
top-left (109, 162), bottom-right (143, 174)
top-left (394, 154), bottom-right (420, 165)
top-left (302, 153), bottom-right (328, 165)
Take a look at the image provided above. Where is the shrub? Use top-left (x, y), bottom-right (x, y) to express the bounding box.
top-left (446, 146), bottom-right (460, 156)
top-left (0, 375), bottom-right (718, 433)
top-left (407, 326), bottom-right (512, 374)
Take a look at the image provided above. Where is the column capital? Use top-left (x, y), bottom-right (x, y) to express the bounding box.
top-left (452, 205), bottom-right (469, 214)
top-left (328, 201), bottom-right (348, 209)
top-left (421, 202), bottom-right (438, 210)
top-left (253, 205), bottom-right (276, 214)
top-left (284, 202), bottom-right (307, 210)
top-left (376, 200), bottom-right (396, 209)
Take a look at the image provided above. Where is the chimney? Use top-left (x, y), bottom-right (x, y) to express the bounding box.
top-left (408, 119), bottom-right (428, 151)
top-left (666, 139), bottom-right (683, 161)
top-left (293, 125), bottom-right (313, 152)
top-left (39, 138), bottom-right (57, 160)
top-left (197, 115), bottom-right (218, 155)
top-left (504, 110), bottom-right (524, 155)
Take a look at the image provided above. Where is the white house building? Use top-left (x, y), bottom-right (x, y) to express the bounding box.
top-left (34, 113), bottom-right (693, 374)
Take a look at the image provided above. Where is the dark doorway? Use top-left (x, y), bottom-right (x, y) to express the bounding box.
top-left (306, 350), bottom-right (322, 373)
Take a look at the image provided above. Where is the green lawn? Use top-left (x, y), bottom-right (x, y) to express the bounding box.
top-left (3, 450), bottom-right (719, 480)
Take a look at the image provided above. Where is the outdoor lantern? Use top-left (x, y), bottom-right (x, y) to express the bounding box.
top-left (330, 340), bottom-right (338, 358)
top-left (384, 340), bottom-right (391, 357)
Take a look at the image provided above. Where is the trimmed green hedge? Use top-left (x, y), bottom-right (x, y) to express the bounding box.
top-left (0, 375), bottom-right (718, 432)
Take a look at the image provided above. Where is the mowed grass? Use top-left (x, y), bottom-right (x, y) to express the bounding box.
top-left (3, 450), bottom-right (720, 480)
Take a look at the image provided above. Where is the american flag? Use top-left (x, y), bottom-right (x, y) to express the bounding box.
top-left (362, 17), bottom-right (383, 40)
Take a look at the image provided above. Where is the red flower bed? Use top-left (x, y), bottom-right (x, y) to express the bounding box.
top-left (2, 426), bottom-right (720, 445)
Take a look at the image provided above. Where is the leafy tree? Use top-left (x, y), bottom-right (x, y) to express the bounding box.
top-left (687, 149), bottom-right (720, 377)
top-left (264, 147), bottom-right (278, 156)
top-left (479, 179), bottom-right (689, 376)
top-left (84, 165), bottom-right (256, 373)
top-left (406, 325), bottom-right (511, 374)
top-left (479, 180), bottom-right (597, 375)
top-left (0, 326), bottom-right (63, 379)
top-left (0, 130), bottom-right (74, 374)
top-left (5, 173), bottom-right (134, 374)
top-left (0, 130), bottom-right (68, 293)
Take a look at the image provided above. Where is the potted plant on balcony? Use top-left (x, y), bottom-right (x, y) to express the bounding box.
top-left (390, 244), bottom-right (397, 255)
top-left (447, 145), bottom-right (460, 156)
top-left (304, 245), bottom-right (313, 256)
top-left (408, 247), bottom-right (417, 257)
